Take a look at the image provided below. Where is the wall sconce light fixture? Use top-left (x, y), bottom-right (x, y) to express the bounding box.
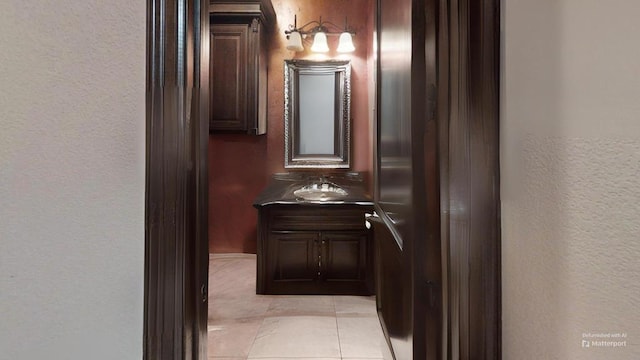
top-left (285, 15), bottom-right (356, 53)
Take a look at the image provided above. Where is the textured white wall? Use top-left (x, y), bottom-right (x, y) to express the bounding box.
top-left (501, 0), bottom-right (640, 359)
top-left (0, 1), bottom-right (145, 359)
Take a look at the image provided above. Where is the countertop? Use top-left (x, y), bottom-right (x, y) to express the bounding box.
top-left (253, 172), bottom-right (374, 207)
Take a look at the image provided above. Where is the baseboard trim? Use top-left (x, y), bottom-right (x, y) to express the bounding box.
top-left (209, 253), bottom-right (257, 260)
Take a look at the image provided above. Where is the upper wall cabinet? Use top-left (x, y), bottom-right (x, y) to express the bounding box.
top-left (209, 0), bottom-right (275, 134)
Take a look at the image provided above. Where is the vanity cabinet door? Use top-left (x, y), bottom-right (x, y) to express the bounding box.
top-left (269, 232), bottom-right (319, 284)
top-left (321, 231), bottom-right (373, 294)
top-left (321, 232), bottom-right (367, 281)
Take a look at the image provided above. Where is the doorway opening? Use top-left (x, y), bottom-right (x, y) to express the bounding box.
top-left (204, 0), bottom-right (386, 358)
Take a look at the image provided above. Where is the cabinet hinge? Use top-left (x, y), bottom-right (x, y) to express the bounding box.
top-left (251, 18), bottom-right (259, 32)
top-left (427, 83), bottom-right (436, 123)
top-left (425, 280), bottom-right (439, 309)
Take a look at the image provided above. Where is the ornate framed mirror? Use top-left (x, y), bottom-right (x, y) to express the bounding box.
top-left (284, 59), bottom-right (351, 168)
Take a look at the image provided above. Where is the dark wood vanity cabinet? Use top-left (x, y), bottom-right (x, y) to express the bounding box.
top-left (209, 0), bottom-right (274, 134)
top-left (257, 205), bottom-right (374, 295)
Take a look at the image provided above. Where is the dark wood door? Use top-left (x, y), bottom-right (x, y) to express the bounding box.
top-left (370, 217), bottom-right (410, 351)
top-left (374, 0), bottom-right (500, 359)
top-left (375, 0), bottom-right (433, 358)
top-left (210, 24), bottom-right (248, 131)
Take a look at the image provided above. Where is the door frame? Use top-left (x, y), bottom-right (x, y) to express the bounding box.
top-left (144, 0), bottom-right (210, 358)
top-left (372, 0), bottom-right (440, 358)
top-left (440, 0), bottom-right (502, 358)
top-left (143, 0), bottom-right (501, 359)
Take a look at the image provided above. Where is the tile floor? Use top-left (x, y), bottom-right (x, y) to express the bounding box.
top-left (208, 253), bottom-right (393, 360)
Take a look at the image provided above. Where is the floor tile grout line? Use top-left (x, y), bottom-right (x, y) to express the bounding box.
top-left (244, 315), bottom-right (267, 359)
top-left (333, 296), bottom-right (344, 360)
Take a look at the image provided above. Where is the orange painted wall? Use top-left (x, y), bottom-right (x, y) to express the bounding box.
top-left (209, 0), bottom-right (375, 254)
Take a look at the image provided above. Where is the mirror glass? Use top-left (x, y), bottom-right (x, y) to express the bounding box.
top-left (284, 60), bottom-right (351, 168)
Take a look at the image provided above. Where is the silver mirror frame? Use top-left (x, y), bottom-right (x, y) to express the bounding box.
top-left (284, 59), bottom-right (351, 169)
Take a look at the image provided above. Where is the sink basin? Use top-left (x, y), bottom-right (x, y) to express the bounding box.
top-left (293, 183), bottom-right (348, 201)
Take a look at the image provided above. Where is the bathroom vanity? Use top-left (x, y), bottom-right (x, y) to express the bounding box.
top-left (253, 173), bottom-right (374, 295)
